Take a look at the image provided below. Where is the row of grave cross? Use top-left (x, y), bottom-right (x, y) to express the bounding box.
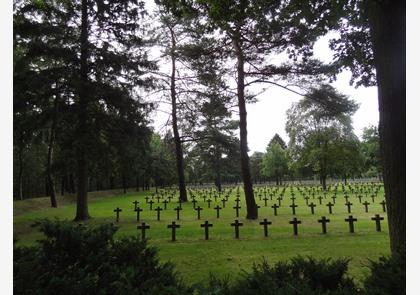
top-left (113, 198), bottom-right (386, 222)
top-left (133, 214), bottom-right (385, 241)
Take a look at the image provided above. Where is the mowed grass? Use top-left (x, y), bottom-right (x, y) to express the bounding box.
top-left (14, 184), bottom-right (390, 286)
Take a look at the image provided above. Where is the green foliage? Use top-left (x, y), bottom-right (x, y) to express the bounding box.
top-left (14, 220), bottom-right (189, 295)
top-left (261, 143), bottom-right (288, 184)
top-left (360, 125), bottom-right (381, 177)
top-left (196, 256), bottom-right (358, 295)
top-left (364, 252), bottom-right (405, 295)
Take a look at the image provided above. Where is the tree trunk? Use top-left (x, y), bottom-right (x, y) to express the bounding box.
top-left (215, 151), bottom-right (222, 192)
top-left (169, 25), bottom-right (187, 202)
top-left (276, 173), bottom-right (279, 186)
top-left (122, 173), bottom-right (127, 194)
top-left (69, 173), bottom-right (75, 194)
top-left (74, 0), bottom-right (90, 221)
top-left (61, 176), bottom-right (65, 196)
top-left (233, 36), bottom-right (257, 219)
top-left (136, 173), bottom-right (140, 192)
top-left (46, 97), bottom-right (59, 208)
top-left (17, 146), bottom-right (24, 200)
top-left (367, 0), bottom-right (405, 254)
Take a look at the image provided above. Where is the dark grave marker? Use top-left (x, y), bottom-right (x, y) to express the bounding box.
top-left (221, 198), bottom-right (227, 208)
top-left (290, 203), bottom-right (298, 215)
top-left (174, 206), bottom-right (182, 220)
top-left (233, 205), bottom-right (241, 217)
top-left (371, 195), bottom-right (376, 203)
top-left (371, 214), bottom-right (384, 232)
top-left (345, 202), bottom-right (353, 213)
top-left (214, 205), bottom-right (222, 218)
top-left (357, 195), bottom-right (363, 203)
top-left (200, 220), bottom-right (213, 240)
top-left (344, 195), bottom-right (349, 203)
top-left (133, 200), bottom-right (139, 210)
top-left (363, 201), bottom-right (370, 213)
top-left (276, 197), bottom-right (282, 206)
top-left (145, 196), bottom-right (149, 203)
top-left (380, 200), bottom-right (387, 212)
top-left (259, 218), bottom-right (272, 237)
top-left (137, 222), bottom-right (150, 240)
top-left (114, 207), bottom-right (122, 222)
top-left (263, 197), bottom-right (269, 207)
top-left (167, 221), bottom-right (180, 242)
top-left (308, 202), bottom-right (316, 215)
top-left (163, 199), bottom-right (169, 210)
top-left (304, 196), bottom-right (310, 205)
top-left (235, 198), bottom-right (241, 206)
top-left (317, 196), bottom-right (323, 205)
top-left (192, 199), bottom-right (197, 209)
top-left (271, 204), bottom-right (279, 216)
top-left (326, 202), bottom-right (334, 214)
top-left (156, 196), bottom-right (161, 203)
top-left (331, 195), bottom-right (337, 204)
top-left (134, 207), bottom-right (143, 222)
top-left (207, 199), bottom-right (212, 208)
top-left (230, 219), bottom-right (243, 239)
top-left (155, 206), bottom-right (163, 221)
top-left (317, 216), bottom-right (330, 234)
top-left (148, 200), bottom-right (154, 210)
top-left (195, 206), bottom-right (203, 219)
top-left (345, 215), bottom-right (358, 233)
top-left (289, 217), bottom-right (301, 235)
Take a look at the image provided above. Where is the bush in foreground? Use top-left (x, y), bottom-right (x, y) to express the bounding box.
top-left (14, 220), bottom-right (189, 295)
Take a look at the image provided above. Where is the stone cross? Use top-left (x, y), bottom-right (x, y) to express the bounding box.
top-left (317, 216), bottom-right (330, 234)
top-left (230, 219), bottom-right (244, 239)
top-left (163, 199), bottom-right (169, 210)
top-left (156, 196), bottom-right (161, 203)
top-left (363, 201), bottom-right (370, 213)
top-left (263, 197), bottom-right (269, 207)
top-left (195, 206), bottom-right (203, 219)
top-left (134, 207), bottom-right (143, 222)
top-left (271, 204), bottom-right (279, 216)
top-left (167, 221), bottom-right (180, 242)
top-left (200, 220), bottom-right (213, 240)
top-left (192, 199), bottom-right (197, 209)
top-left (114, 207), bottom-right (122, 222)
top-left (206, 199), bottom-right (212, 208)
top-left (317, 196), bottom-right (323, 205)
top-left (214, 205), bottom-right (222, 218)
top-left (344, 195), bottom-right (349, 203)
top-left (345, 215), bottom-right (358, 233)
top-left (221, 198), bottom-right (227, 208)
top-left (357, 195), bottom-right (363, 203)
top-left (308, 202), bottom-right (316, 215)
top-left (137, 222), bottom-right (150, 240)
top-left (233, 205), bottom-right (241, 218)
top-left (276, 196), bottom-right (282, 206)
top-left (290, 203), bottom-right (298, 215)
top-left (147, 200), bottom-right (154, 210)
top-left (371, 195), bottom-right (376, 203)
top-left (133, 200), bottom-right (139, 210)
top-left (174, 206), bottom-right (182, 220)
top-left (380, 200), bottom-right (386, 212)
top-left (304, 196), bottom-right (310, 205)
top-left (290, 196), bottom-right (296, 204)
top-left (259, 218), bottom-right (272, 237)
top-left (345, 202), bottom-right (353, 214)
top-left (371, 214), bottom-right (384, 232)
top-left (331, 195), bottom-right (337, 204)
top-left (155, 206), bottom-right (163, 221)
top-left (235, 198), bottom-right (241, 206)
top-left (289, 217), bottom-right (301, 235)
top-left (145, 196), bottom-right (150, 203)
top-left (326, 202), bottom-right (334, 214)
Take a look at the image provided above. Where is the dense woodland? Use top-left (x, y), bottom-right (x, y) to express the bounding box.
top-left (14, 0), bottom-right (404, 254)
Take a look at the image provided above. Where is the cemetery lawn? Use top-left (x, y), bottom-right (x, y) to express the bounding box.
top-left (14, 188), bottom-right (390, 286)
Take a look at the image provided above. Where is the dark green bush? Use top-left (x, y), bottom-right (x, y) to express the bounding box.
top-left (364, 251), bottom-right (405, 295)
top-left (14, 220), bottom-right (190, 295)
top-left (196, 256), bottom-right (359, 295)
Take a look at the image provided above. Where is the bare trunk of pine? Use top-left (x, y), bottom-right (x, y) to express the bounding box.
top-left (169, 26), bottom-right (188, 202)
top-left (233, 36), bottom-right (257, 219)
top-left (47, 97), bottom-right (58, 208)
top-left (74, 0), bottom-right (90, 221)
top-left (368, 1), bottom-right (405, 254)
top-left (17, 146), bottom-right (24, 200)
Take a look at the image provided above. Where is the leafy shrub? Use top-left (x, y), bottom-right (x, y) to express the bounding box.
top-left (364, 251), bottom-right (405, 295)
top-left (196, 256), bottom-right (359, 295)
top-left (14, 220), bottom-right (190, 295)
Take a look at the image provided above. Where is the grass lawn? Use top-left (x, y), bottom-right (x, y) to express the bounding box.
top-left (14, 184), bottom-right (390, 286)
